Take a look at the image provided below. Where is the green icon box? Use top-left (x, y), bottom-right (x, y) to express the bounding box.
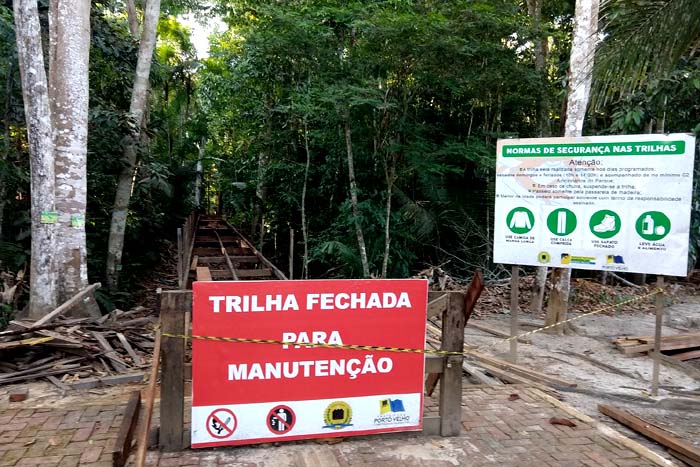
top-left (506, 207), bottom-right (534, 234)
top-left (546, 208), bottom-right (577, 236)
top-left (635, 211), bottom-right (671, 241)
top-left (589, 210), bottom-right (621, 239)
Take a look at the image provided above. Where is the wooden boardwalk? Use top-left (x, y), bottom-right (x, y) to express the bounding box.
top-left (186, 216), bottom-right (287, 284)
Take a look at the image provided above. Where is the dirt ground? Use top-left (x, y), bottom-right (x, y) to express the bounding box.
top-left (466, 280), bottom-right (700, 455)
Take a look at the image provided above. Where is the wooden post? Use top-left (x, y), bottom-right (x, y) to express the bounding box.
top-left (651, 276), bottom-right (664, 396)
top-left (439, 292), bottom-right (465, 436)
top-left (159, 290), bottom-right (190, 451)
top-left (289, 228), bottom-right (294, 280)
top-left (510, 265), bottom-right (519, 363)
top-left (176, 228), bottom-right (183, 289)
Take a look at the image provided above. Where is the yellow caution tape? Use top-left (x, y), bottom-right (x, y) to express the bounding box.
top-left (161, 287), bottom-right (663, 356)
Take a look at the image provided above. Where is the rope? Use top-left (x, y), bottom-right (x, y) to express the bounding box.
top-left (159, 288), bottom-right (663, 356)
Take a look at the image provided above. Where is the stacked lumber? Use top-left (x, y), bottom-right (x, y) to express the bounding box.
top-left (614, 332), bottom-right (700, 360)
top-left (0, 306), bottom-right (155, 389)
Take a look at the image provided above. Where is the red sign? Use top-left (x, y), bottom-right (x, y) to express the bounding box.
top-left (191, 279), bottom-right (427, 448)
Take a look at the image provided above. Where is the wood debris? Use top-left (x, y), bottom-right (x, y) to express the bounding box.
top-left (0, 307), bottom-right (155, 387)
top-left (613, 332), bottom-right (700, 360)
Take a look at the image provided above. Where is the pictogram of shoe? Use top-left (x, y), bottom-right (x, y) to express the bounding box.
top-left (593, 214), bottom-right (616, 233)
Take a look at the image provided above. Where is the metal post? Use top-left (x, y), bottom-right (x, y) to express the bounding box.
top-left (509, 265), bottom-right (519, 363)
top-left (651, 276), bottom-right (664, 396)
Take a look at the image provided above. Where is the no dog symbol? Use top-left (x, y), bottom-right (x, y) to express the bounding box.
top-left (267, 405), bottom-right (295, 434)
top-left (206, 408), bottom-right (237, 439)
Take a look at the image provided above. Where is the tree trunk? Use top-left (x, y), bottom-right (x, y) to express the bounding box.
top-left (527, 0), bottom-right (550, 313)
top-left (343, 117), bottom-right (370, 278)
top-left (105, 0), bottom-right (162, 291)
top-left (0, 61), bottom-right (14, 241)
top-left (545, 0), bottom-right (600, 334)
top-left (125, 0), bottom-right (140, 37)
top-left (194, 137), bottom-right (204, 209)
top-left (14, 0), bottom-right (58, 317)
top-left (49, 0), bottom-right (98, 316)
top-left (301, 121), bottom-right (311, 279)
top-left (381, 154), bottom-right (396, 279)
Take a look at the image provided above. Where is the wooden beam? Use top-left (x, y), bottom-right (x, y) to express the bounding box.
top-left (31, 283), bottom-right (101, 328)
top-left (135, 330), bottom-right (161, 467)
top-left (599, 404), bottom-right (700, 465)
top-left (464, 270), bottom-right (484, 321)
top-left (214, 230), bottom-right (239, 281)
top-left (68, 373), bottom-right (144, 390)
top-left (159, 291), bottom-right (189, 451)
top-left (439, 292), bottom-right (465, 436)
top-left (196, 267), bottom-right (212, 282)
top-left (670, 348), bottom-right (700, 361)
top-left (468, 351), bottom-right (576, 388)
top-left (112, 390), bottom-right (141, 467)
top-left (469, 322), bottom-right (531, 344)
top-left (210, 268), bottom-right (273, 279)
top-left (222, 220), bottom-right (288, 279)
top-left (116, 332), bottom-right (143, 367)
top-left (190, 255), bottom-right (198, 271)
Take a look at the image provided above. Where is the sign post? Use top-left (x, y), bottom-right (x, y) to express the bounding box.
top-left (191, 279), bottom-right (427, 448)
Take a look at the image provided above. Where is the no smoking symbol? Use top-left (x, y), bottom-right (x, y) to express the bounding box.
top-left (206, 408), bottom-right (237, 439)
top-left (267, 405), bottom-right (295, 434)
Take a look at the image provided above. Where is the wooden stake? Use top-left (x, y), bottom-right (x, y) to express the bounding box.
top-left (31, 282), bottom-right (101, 328)
top-left (509, 265), bottom-right (519, 363)
top-left (135, 328), bottom-right (161, 467)
top-left (651, 275), bottom-right (664, 396)
top-left (177, 228), bottom-right (183, 289)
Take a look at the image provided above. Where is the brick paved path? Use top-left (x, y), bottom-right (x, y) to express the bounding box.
top-left (0, 404), bottom-right (123, 466)
top-left (0, 385), bottom-right (666, 466)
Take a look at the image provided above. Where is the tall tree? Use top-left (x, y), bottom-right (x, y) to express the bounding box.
top-left (50, 0), bottom-right (97, 313)
top-left (105, 0), bottom-right (162, 290)
top-left (546, 0), bottom-right (600, 333)
top-left (13, 0), bottom-right (58, 317)
top-left (14, 0), bottom-right (97, 317)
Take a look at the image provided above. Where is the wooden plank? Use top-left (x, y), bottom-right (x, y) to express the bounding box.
top-left (464, 270), bottom-right (484, 321)
top-left (177, 228), bottom-right (184, 289)
top-left (113, 391), bottom-right (141, 467)
top-left (469, 322), bottom-right (531, 344)
top-left (190, 255), bottom-right (198, 271)
top-left (669, 449), bottom-right (700, 467)
top-left (529, 390), bottom-right (675, 467)
top-left (31, 283), bottom-right (101, 328)
top-left (67, 373), bottom-right (144, 390)
top-left (159, 291), bottom-right (189, 451)
top-left (136, 330), bottom-right (161, 467)
top-left (599, 404), bottom-right (700, 464)
top-left (621, 337), bottom-right (700, 354)
top-left (652, 276), bottom-right (665, 396)
top-left (468, 351), bottom-right (577, 388)
top-left (462, 361), bottom-right (503, 386)
top-left (214, 230), bottom-right (239, 281)
top-left (193, 247), bottom-right (251, 257)
top-left (116, 332), bottom-right (142, 367)
top-left (196, 267), bottom-right (212, 282)
top-left (439, 292), bottom-right (465, 436)
top-left (223, 220), bottom-right (288, 279)
top-left (670, 348), bottom-right (700, 361)
top-left (425, 373), bottom-right (441, 397)
top-left (92, 331), bottom-right (129, 372)
top-left (209, 268), bottom-right (272, 278)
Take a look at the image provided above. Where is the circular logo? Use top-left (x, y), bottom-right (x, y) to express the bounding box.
top-left (506, 207), bottom-right (535, 234)
top-left (537, 251), bottom-right (551, 264)
top-left (589, 210), bottom-right (621, 239)
top-left (546, 208), bottom-right (577, 236)
top-left (267, 405), bottom-right (296, 434)
top-left (206, 408), bottom-right (237, 439)
top-left (323, 401), bottom-right (353, 430)
top-left (635, 211), bottom-right (671, 241)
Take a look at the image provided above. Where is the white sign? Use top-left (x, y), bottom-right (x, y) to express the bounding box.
top-left (493, 134), bottom-right (696, 276)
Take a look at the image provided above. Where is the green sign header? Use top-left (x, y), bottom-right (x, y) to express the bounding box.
top-left (502, 140), bottom-right (685, 157)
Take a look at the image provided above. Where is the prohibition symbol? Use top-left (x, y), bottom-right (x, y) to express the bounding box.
top-left (267, 405), bottom-right (295, 434)
top-left (206, 408), bottom-right (237, 439)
